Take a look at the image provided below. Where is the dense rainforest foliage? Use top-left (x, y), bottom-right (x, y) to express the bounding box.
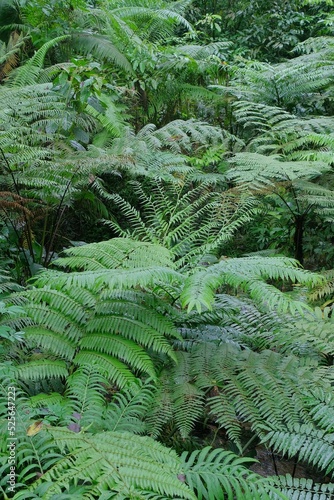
top-left (1, 0), bottom-right (334, 498)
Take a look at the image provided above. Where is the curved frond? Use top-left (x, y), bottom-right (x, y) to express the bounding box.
top-left (181, 256), bottom-right (322, 314)
top-left (181, 447), bottom-right (281, 500)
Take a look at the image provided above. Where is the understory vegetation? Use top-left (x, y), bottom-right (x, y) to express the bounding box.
top-left (1, 0), bottom-right (334, 498)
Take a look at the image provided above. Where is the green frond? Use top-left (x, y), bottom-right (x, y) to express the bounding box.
top-left (208, 394), bottom-right (242, 450)
top-left (168, 351), bottom-right (205, 438)
top-left (24, 327), bottom-right (76, 360)
top-left (273, 474), bottom-right (334, 499)
top-left (73, 350), bottom-right (142, 387)
top-left (181, 256), bottom-right (322, 314)
top-left (180, 447), bottom-right (282, 500)
top-left (272, 311), bottom-right (334, 358)
top-left (263, 425), bottom-right (334, 476)
top-left (36, 266), bottom-right (182, 293)
top-left (104, 195), bottom-right (160, 242)
top-left (0, 391), bottom-right (63, 489)
top-left (227, 153), bottom-right (329, 189)
top-left (53, 237), bottom-right (175, 270)
top-left (309, 269), bottom-right (334, 302)
top-left (30, 428), bottom-right (197, 499)
top-left (9, 36), bottom-right (70, 87)
top-left (85, 93), bottom-right (128, 139)
top-left (231, 49), bottom-right (334, 108)
top-left (71, 32), bottom-right (133, 72)
top-left (146, 371), bottom-right (175, 438)
top-left (103, 179), bottom-right (257, 267)
top-left (7, 241), bottom-right (181, 387)
top-left (65, 365), bottom-right (108, 427)
top-left (80, 334), bottom-right (156, 377)
top-left (144, 119), bottom-right (224, 154)
top-left (104, 380), bottom-right (156, 433)
top-left (29, 392), bottom-right (66, 408)
top-left (22, 287), bottom-right (89, 324)
top-left (16, 360), bottom-right (69, 381)
top-left (152, 336), bottom-right (334, 473)
top-left (21, 301), bottom-right (84, 342)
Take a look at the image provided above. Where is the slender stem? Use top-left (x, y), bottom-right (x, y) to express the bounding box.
top-left (1, 207), bottom-right (32, 273)
top-left (0, 147), bottom-right (21, 197)
top-left (0, 147), bottom-right (35, 264)
top-left (241, 433), bottom-right (257, 455)
top-left (44, 165), bottom-right (81, 266)
top-left (271, 449), bottom-right (279, 476)
top-left (39, 210), bottom-right (49, 264)
top-left (45, 204), bottom-right (67, 267)
top-left (273, 189), bottom-right (296, 218)
top-left (292, 456), bottom-right (298, 478)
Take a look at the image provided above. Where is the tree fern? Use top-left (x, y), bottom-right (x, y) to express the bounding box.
top-left (226, 153), bottom-right (329, 188)
top-left (232, 100), bottom-right (334, 159)
top-left (224, 43), bottom-right (334, 109)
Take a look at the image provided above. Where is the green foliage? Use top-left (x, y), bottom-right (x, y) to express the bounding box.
top-left (8, 426), bottom-right (283, 500)
top-left (1, 1), bottom-right (334, 498)
top-left (104, 175), bottom-right (257, 267)
top-left (271, 307), bottom-right (334, 358)
top-left (104, 380), bottom-right (157, 434)
top-left (180, 447), bottom-right (281, 500)
top-left (273, 474), bottom-right (334, 499)
top-left (54, 237), bottom-right (175, 270)
top-left (181, 255), bottom-right (321, 314)
top-left (8, 239), bottom-right (180, 388)
top-left (151, 340), bottom-right (334, 479)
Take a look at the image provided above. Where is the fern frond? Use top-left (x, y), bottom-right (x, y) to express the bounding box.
top-left (272, 474), bottom-right (334, 499)
top-left (7, 240), bottom-right (182, 387)
top-left (263, 424), bottom-right (334, 475)
top-left (53, 237), bottom-right (175, 270)
top-left (309, 269), bottom-right (334, 302)
top-left (16, 360), bottom-right (69, 381)
top-left (36, 266), bottom-right (182, 293)
top-left (227, 153), bottom-right (329, 189)
top-left (180, 447), bottom-right (282, 500)
top-left (181, 256), bottom-right (322, 314)
top-left (74, 350), bottom-right (138, 387)
top-left (30, 428), bottom-right (197, 499)
top-left (24, 327), bottom-right (76, 360)
top-left (104, 380), bottom-right (156, 434)
top-left (72, 32), bottom-right (132, 72)
top-left (65, 365), bottom-right (108, 428)
top-left (272, 311), bottom-right (334, 358)
top-left (9, 35), bottom-right (70, 87)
